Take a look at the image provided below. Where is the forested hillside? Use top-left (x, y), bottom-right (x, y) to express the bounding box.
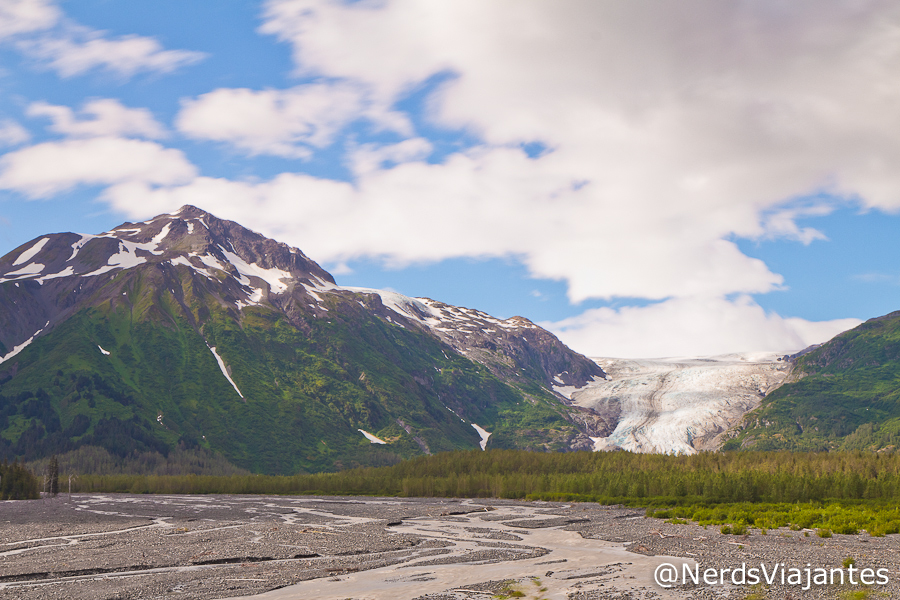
top-left (726, 310), bottom-right (900, 451)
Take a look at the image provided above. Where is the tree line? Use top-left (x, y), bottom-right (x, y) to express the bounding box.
top-left (0, 460), bottom-right (40, 499)
top-left (70, 449), bottom-right (900, 503)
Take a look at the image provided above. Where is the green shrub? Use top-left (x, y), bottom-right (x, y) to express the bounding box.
top-left (744, 584), bottom-right (767, 599)
top-left (840, 590), bottom-right (876, 600)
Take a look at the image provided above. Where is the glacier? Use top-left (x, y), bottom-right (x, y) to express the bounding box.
top-left (561, 352), bottom-right (792, 454)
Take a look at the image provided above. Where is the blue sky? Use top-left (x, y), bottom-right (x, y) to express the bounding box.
top-left (2, 0), bottom-right (898, 357)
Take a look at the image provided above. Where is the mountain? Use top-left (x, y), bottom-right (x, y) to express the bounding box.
top-left (0, 206), bottom-right (606, 474)
top-left (724, 311), bottom-right (900, 451)
top-left (554, 353), bottom-right (791, 454)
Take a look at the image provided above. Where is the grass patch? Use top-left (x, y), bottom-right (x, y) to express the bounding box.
top-left (645, 499), bottom-right (900, 537)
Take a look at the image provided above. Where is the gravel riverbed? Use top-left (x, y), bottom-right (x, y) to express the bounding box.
top-left (0, 494), bottom-right (897, 600)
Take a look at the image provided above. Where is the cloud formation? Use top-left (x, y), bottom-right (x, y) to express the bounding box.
top-left (0, 98), bottom-right (185, 198)
top-left (0, 0), bottom-right (58, 39)
top-left (28, 99), bottom-right (167, 139)
top-left (544, 296), bottom-right (860, 358)
top-left (263, 0), bottom-right (900, 352)
top-left (176, 82), bottom-right (406, 158)
top-left (1, 0), bottom-right (204, 78)
top-left (20, 25), bottom-right (205, 78)
top-left (0, 120), bottom-right (30, 147)
top-left (96, 149), bottom-right (784, 300)
top-left (8, 0), bottom-right (899, 355)
top-left (0, 138), bottom-right (196, 197)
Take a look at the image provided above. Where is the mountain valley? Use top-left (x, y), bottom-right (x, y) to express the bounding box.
top-left (0, 205), bottom-right (897, 475)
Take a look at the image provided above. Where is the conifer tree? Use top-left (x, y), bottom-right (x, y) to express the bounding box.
top-left (48, 455), bottom-right (59, 496)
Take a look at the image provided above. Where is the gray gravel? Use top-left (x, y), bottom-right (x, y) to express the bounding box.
top-left (0, 494), bottom-right (897, 600)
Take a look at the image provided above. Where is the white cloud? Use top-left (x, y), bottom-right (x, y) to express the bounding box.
top-left (328, 262), bottom-right (353, 276)
top-left (254, 0), bottom-right (900, 275)
top-left (0, 0), bottom-right (59, 39)
top-left (1, 1), bottom-right (204, 78)
top-left (0, 120), bottom-right (30, 146)
top-left (543, 296), bottom-right (861, 358)
top-left (96, 150), bottom-right (785, 302)
top-left (28, 99), bottom-right (166, 139)
top-left (20, 25), bottom-right (205, 78)
top-left (759, 205), bottom-right (832, 245)
top-left (0, 137), bottom-right (196, 197)
top-left (30, 0), bottom-right (897, 356)
top-left (176, 82), bottom-right (409, 158)
top-left (349, 137), bottom-right (432, 175)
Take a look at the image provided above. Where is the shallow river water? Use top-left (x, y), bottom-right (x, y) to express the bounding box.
top-left (226, 499), bottom-right (693, 600)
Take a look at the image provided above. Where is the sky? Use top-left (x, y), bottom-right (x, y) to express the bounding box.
top-left (1, 0), bottom-right (898, 358)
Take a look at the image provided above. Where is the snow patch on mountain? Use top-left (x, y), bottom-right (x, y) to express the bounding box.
top-left (169, 255), bottom-right (194, 269)
top-left (571, 353), bottom-right (792, 454)
top-left (83, 241), bottom-right (149, 277)
top-left (339, 287), bottom-right (536, 336)
top-left (151, 223), bottom-right (172, 246)
top-left (13, 238), bottom-right (48, 266)
top-left (67, 234), bottom-right (95, 262)
top-left (169, 256), bottom-right (192, 268)
top-left (471, 423), bottom-right (491, 450)
top-left (169, 255), bottom-right (218, 280)
top-left (5, 262), bottom-right (45, 277)
top-left (37, 266), bottom-right (75, 282)
top-left (219, 247), bottom-right (291, 294)
top-left (342, 287), bottom-right (437, 323)
top-left (0, 327), bottom-right (43, 365)
top-left (552, 374), bottom-right (607, 399)
top-left (358, 429), bottom-right (387, 444)
top-left (195, 252), bottom-right (224, 271)
top-left (208, 345), bottom-right (244, 399)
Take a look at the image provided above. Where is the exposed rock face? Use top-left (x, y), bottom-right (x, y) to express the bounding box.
top-left (0, 205), bottom-right (331, 355)
top-left (335, 290), bottom-right (605, 390)
top-left (0, 205), bottom-right (603, 390)
top-left (556, 353), bottom-right (793, 454)
top-left (0, 205), bottom-right (608, 471)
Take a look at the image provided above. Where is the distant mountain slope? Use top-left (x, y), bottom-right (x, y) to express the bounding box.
top-left (556, 353), bottom-right (791, 454)
top-left (725, 311), bottom-right (900, 451)
top-left (0, 206), bottom-right (605, 474)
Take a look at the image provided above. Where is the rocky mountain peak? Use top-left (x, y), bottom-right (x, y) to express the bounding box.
top-left (0, 205), bottom-right (618, 468)
top-left (104, 205), bottom-right (335, 287)
top-left (1, 206), bottom-right (603, 392)
top-left (0, 205), bottom-right (334, 295)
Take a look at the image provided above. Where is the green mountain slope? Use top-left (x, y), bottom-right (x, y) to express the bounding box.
top-left (725, 310), bottom-right (900, 452)
top-left (0, 207), bottom-right (606, 474)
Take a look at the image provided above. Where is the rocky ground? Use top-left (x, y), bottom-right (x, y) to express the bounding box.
top-left (0, 494), bottom-right (897, 600)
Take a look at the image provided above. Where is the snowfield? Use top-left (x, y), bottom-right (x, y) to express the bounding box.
top-left (560, 352), bottom-right (793, 454)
